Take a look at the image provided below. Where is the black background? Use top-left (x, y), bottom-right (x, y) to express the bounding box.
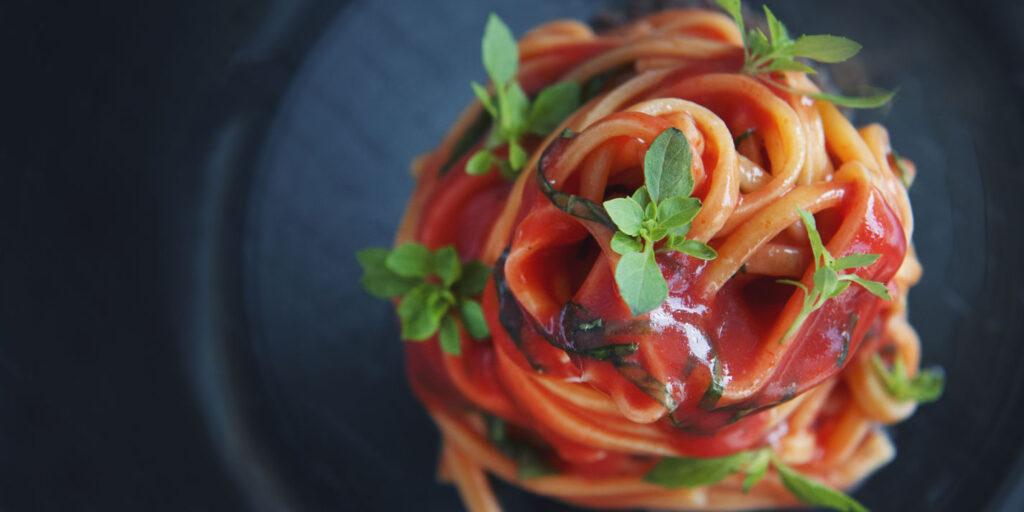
top-left (2, 1), bottom-right (1024, 510)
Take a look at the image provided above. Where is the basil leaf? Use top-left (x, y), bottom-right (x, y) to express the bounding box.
top-left (386, 243), bottom-right (433, 278)
top-left (763, 6), bottom-right (789, 47)
top-left (631, 186), bottom-right (651, 209)
top-left (455, 261), bottom-right (491, 295)
top-left (615, 250), bottom-right (668, 316)
top-left (501, 81), bottom-right (530, 136)
top-left (790, 35), bottom-right (862, 63)
top-left (798, 87), bottom-right (895, 109)
top-left (471, 81), bottom-right (497, 116)
top-left (747, 28), bottom-right (771, 57)
top-left (679, 239), bottom-right (718, 260)
top-left (644, 127), bottom-right (693, 203)
top-left (439, 314), bottom-right (461, 355)
top-left (357, 248), bottom-right (419, 299)
top-left (644, 452), bottom-right (752, 488)
top-left (743, 449), bottom-right (771, 493)
top-left (604, 197), bottom-right (644, 236)
top-left (527, 81), bottom-right (581, 136)
top-left (774, 459), bottom-right (867, 512)
top-left (762, 58), bottom-right (817, 74)
top-left (797, 208), bottom-right (825, 265)
top-left (834, 253), bottom-right (880, 270)
top-left (537, 153), bottom-right (616, 229)
top-left (716, 0), bottom-right (744, 46)
top-left (466, 150), bottom-right (494, 175)
top-left (459, 299), bottom-right (490, 340)
top-left (657, 196), bottom-right (702, 229)
top-left (482, 13), bottom-right (518, 85)
top-left (846, 275), bottom-right (892, 300)
top-left (611, 232), bottom-right (642, 255)
top-left (508, 139), bottom-right (528, 170)
top-left (433, 246), bottom-right (462, 287)
top-left (872, 355), bottom-right (945, 403)
top-left (397, 283), bottom-right (448, 341)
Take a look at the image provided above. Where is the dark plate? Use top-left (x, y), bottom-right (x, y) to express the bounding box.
top-left (191, 0), bottom-right (1024, 510)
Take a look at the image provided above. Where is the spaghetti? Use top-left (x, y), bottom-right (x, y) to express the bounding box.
top-left (370, 4), bottom-right (938, 511)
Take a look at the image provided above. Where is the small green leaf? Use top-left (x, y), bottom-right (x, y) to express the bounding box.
top-left (611, 232), bottom-right (642, 255)
top-left (774, 458), bottom-right (867, 512)
top-left (466, 149), bottom-right (495, 175)
top-left (796, 208), bottom-right (825, 265)
top-left (716, 0), bottom-right (744, 47)
top-left (644, 128), bottom-right (693, 203)
top-left (678, 239), bottom-right (718, 260)
top-left (644, 452), bottom-right (752, 488)
top-left (459, 299), bottom-right (490, 340)
top-left (433, 246), bottom-right (462, 287)
top-left (386, 243), bottom-right (433, 278)
top-left (471, 81), bottom-right (497, 116)
top-left (357, 248), bottom-right (420, 298)
top-left (439, 314), bottom-right (461, 355)
top-left (604, 197), bottom-right (645, 236)
top-left (527, 81), bottom-right (580, 135)
top-left (797, 87), bottom-right (895, 109)
top-left (762, 58), bottom-right (817, 74)
top-left (892, 151), bottom-right (914, 188)
top-left (508, 139), bottom-right (528, 170)
top-left (776, 278), bottom-right (807, 293)
top-left (763, 6), bottom-right (789, 47)
top-left (501, 81), bottom-right (531, 136)
top-left (872, 355), bottom-right (945, 403)
top-left (656, 196), bottom-right (702, 229)
top-left (846, 275), bottom-right (892, 300)
top-left (790, 34), bottom-right (861, 63)
top-left (615, 250), bottom-right (668, 316)
top-left (834, 253), bottom-right (880, 270)
top-left (456, 261), bottom-right (491, 295)
top-left (747, 28), bottom-right (771, 57)
top-left (397, 283), bottom-right (448, 341)
top-left (742, 449), bottom-right (771, 493)
top-left (482, 13), bottom-right (518, 86)
top-left (631, 187), bottom-right (651, 208)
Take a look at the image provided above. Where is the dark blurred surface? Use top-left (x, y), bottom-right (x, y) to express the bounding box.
top-left (2, 0), bottom-right (1023, 511)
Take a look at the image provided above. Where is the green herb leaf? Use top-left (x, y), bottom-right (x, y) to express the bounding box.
top-left (482, 13), bottom-right (518, 86)
top-left (433, 246), bottom-right (462, 287)
top-left (845, 275), bottom-right (892, 300)
top-left (501, 81), bottom-right (530, 136)
top-left (796, 87), bottom-right (895, 109)
top-left (763, 6), bottom-right (789, 48)
top-left (656, 196), bottom-right (702, 229)
top-left (678, 239), bottom-right (718, 260)
top-left (742, 449), bottom-right (771, 493)
top-left (774, 458), bottom-right (868, 512)
top-left (456, 261), bottom-right (491, 295)
top-left (604, 197), bottom-right (645, 236)
top-left (644, 452), bottom-right (753, 488)
top-left (508, 139), bottom-right (528, 170)
top-left (790, 35), bottom-right (862, 63)
top-left (762, 58), bottom-right (817, 74)
top-left (871, 354), bottom-right (945, 403)
top-left (527, 81), bottom-right (581, 136)
top-left (439, 314), bottom-right (461, 355)
top-left (615, 250), bottom-right (668, 316)
top-left (397, 283), bottom-right (449, 341)
top-left (466, 150), bottom-right (495, 175)
top-left (716, 0), bottom-right (744, 50)
top-left (892, 151), bottom-right (914, 188)
top-left (631, 187), bottom-right (651, 208)
top-left (386, 243), bottom-right (433, 278)
top-left (459, 298), bottom-right (490, 340)
top-left (834, 253), bottom-right (880, 270)
top-left (644, 127), bottom-right (693, 203)
top-left (471, 81), bottom-right (497, 116)
top-left (611, 232), bottom-right (642, 255)
top-left (357, 248), bottom-right (419, 298)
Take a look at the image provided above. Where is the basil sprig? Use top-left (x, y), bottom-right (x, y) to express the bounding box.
top-left (646, 448), bottom-right (868, 512)
top-left (871, 354), bottom-right (945, 403)
top-left (357, 243), bottom-right (490, 355)
top-left (606, 127), bottom-right (717, 316)
top-left (465, 14), bottom-right (581, 179)
top-left (716, 0), bottom-right (893, 109)
top-left (776, 208), bottom-right (891, 345)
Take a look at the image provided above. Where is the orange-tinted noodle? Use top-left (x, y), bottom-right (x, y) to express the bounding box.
top-left (395, 8), bottom-right (922, 511)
